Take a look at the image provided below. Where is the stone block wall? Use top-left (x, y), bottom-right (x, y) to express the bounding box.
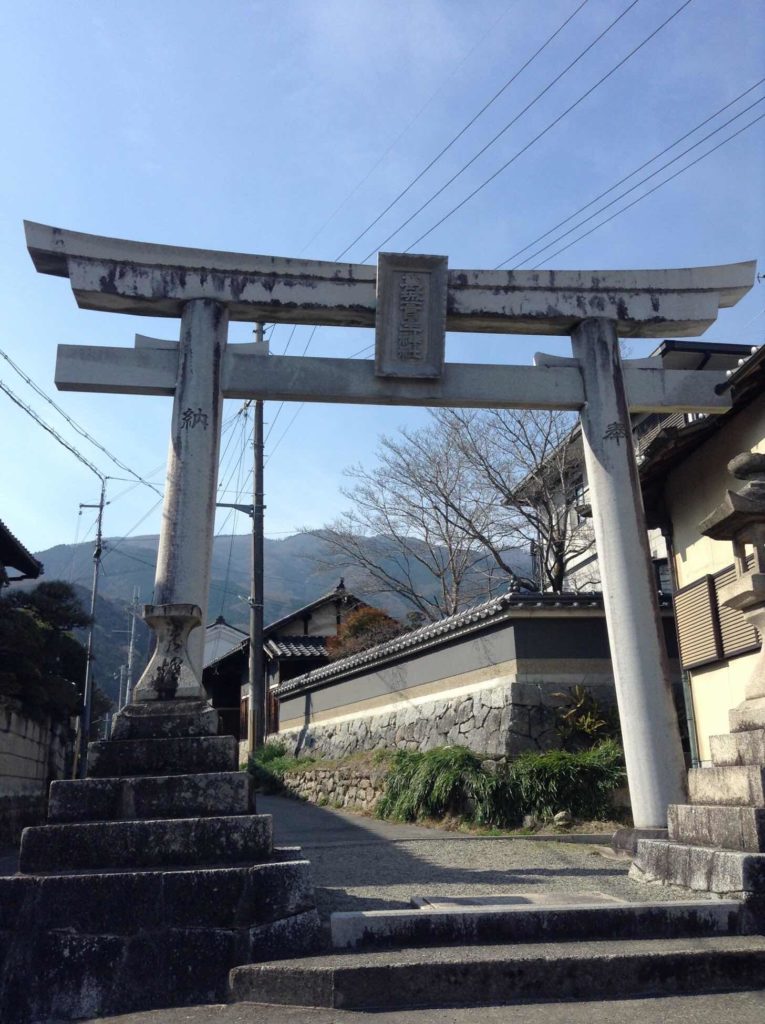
top-left (281, 763), bottom-right (387, 813)
top-left (280, 679), bottom-right (617, 761)
top-left (0, 698), bottom-right (72, 844)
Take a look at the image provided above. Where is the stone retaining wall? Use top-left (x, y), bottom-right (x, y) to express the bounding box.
top-left (0, 698), bottom-right (72, 844)
top-left (281, 763), bottom-right (387, 813)
top-left (280, 679), bottom-right (617, 761)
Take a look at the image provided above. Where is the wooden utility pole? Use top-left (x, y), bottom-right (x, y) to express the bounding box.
top-left (248, 324), bottom-right (267, 752)
top-left (76, 478), bottom-right (106, 779)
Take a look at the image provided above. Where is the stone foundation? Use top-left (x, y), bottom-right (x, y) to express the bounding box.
top-left (281, 763), bottom-right (387, 813)
top-left (279, 680), bottom-right (616, 760)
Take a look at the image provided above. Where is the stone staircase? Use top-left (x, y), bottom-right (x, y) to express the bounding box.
top-left (631, 726), bottom-right (765, 899)
top-left (0, 700), bottom-right (320, 1022)
top-left (228, 895), bottom-right (765, 1010)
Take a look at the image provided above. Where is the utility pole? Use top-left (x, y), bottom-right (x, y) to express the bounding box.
top-left (250, 324), bottom-right (266, 751)
top-left (125, 586), bottom-right (140, 707)
top-left (216, 323), bottom-right (267, 752)
top-left (75, 478), bottom-right (107, 779)
top-left (117, 665), bottom-right (127, 712)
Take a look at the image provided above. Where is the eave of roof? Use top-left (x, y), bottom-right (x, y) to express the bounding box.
top-left (0, 519), bottom-right (43, 579)
top-left (263, 585), bottom-right (364, 636)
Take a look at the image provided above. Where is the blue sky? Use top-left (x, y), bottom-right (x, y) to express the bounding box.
top-left (1, 0), bottom-right (763, 557)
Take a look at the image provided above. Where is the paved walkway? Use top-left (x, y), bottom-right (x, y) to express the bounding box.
top-left (258, 794), bottom-right (705, 921)
top-left (81, 991), bottom-right (765, 1024)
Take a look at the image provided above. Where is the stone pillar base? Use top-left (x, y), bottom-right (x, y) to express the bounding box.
top-left (132, 603), bottom-right (205, 702)
top-left (611, 827), bottom-right (668, 857)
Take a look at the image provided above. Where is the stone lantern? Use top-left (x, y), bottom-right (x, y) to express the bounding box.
top-left (699, 452), bottom-right (765, 732)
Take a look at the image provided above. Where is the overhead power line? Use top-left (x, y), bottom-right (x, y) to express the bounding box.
top-left (533, 109), bottom-right (765, 267)
top-left (403, 0), bottom-right (694, 252)
top-left (0, 378), bottom-right (104, 481)
top-left (510, 90), bottom-right (765, 269)
top-left (364, 0), bottom-right (644, 259)
top-left (0, 346), bottom-right (162, 497)
top-left (299, 0), bottom-right (521, 258)
top-left (497, 77), bottom-right (765, 268)
top-left (337, 0), bottom-right (592, 262)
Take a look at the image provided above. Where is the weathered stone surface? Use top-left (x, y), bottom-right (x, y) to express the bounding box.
top-left (19, 813), bottom-right (273, 873)
top-left (710, 728), bottom-right (765, 767)
top-left (87, 734), bottom-right (238, 777)
top-left (110, 699), bottom-right (219, 739)
top-left (669, 804), bottom-right (765, 853)
top-left (329, 900), bottom-right (743, 952)
top-left (228, 936), bottom-right (765, 1010)
top-left (48, 771), bottom-right (255, 823)
top-left (688, 765), bottom-right (765, 807)
top-left (730, 697), bottom-right (765, 734)
top-left (631, 839), bottom-right (765, 896)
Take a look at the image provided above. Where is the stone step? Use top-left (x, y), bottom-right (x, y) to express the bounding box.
top-left (669, 804), bottom-right (765, 852)
top-left (689, 765), bottom-right (765, 807)
top-left (228, 935), bottom-right (765, 1010)
top-left (48, 771), bottom-right (255, 823)
top-left (710, 728), bottom-right (765, 768)
top-left (110, 699), bottom-right (220, 740)
top-left (0, 857), bottom-right (316, 935)
top-left (0, 858), bottom-right (321, 1023)
top-left (329, 899), bottom-right (744, 952)
top-left (630, 838), bottom-right (765, 896)
top-left (19, 814), bottom-right (273, 873)
top-left (87, 735), bottom-right (238, 777)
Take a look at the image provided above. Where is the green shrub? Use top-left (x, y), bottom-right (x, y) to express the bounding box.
top-left (503, 739), bottom-right (626, 822)
top-left (376, 741), bottom-right (625, 828)
top-left (376, 746), bottom-right (497, 825)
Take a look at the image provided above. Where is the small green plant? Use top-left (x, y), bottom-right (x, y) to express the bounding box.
top-left (245, 740), bottom-right (313, 792)
top-left (551, 685), bottom-right (620, 750)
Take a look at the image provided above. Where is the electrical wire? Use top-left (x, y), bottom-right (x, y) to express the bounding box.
top-left (403, 0), bottom-right (694, 252)
top-left (336, 0), bottom-right (592, 262)
top-left (298, 0), bottom-right (521, 258)
top-left (0, 346), bottom-right (161, 496)
top-left (363, 0), bottom-right (645, 259)
top-left (513, 92), bottom-right (765, 269)
top-left (496, 76), bottom-right (765, 268)
top-left (532, 109), bottom-right (765, 266)
top-left (0, 378), bottom-right (104, 481)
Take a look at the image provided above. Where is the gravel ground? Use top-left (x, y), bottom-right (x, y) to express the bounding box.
top-left (259, 795), bottom-right (709, 921)
top-left (303, 838), bottom-right (707, 919)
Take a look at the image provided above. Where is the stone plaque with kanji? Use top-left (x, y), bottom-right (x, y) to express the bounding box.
top-left (375, 252), bottom-right (447, 379)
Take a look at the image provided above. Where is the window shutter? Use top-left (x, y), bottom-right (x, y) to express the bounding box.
top-left (674, 576), bottom-right (721, 669)
top-left (714, 565), bottom-right (760, 658)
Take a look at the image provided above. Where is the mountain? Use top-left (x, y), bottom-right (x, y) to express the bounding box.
top-left (30, 532), bottom-right (532, 702)
top-left (34, 531), bottom-right (532, 629)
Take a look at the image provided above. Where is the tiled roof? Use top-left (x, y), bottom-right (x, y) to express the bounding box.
top-left (265, 635), bottom-right (328, 659)
top-left (276, 590), bottom-right (611, 697)
top-left (263, 582), bottom-right (364, 637)
top-left (0, 518), bottom-right (43, 579)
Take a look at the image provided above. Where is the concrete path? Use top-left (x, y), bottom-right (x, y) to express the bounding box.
top-left (259, 795), bottom-right (706, 921)
top-left (82, 991), bottom-right (765, 1023)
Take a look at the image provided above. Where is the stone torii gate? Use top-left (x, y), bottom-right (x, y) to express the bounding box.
top-left (25, 221), bottom-right (755, 831)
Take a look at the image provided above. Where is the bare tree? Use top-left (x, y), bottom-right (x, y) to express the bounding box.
top-left (311, 423), bottom-right (527, 621)
top-left (434, 408), bottom-right (595, 593)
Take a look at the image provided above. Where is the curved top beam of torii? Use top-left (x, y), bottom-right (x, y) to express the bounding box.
top-left (25, 221), bottom-right (755, 338)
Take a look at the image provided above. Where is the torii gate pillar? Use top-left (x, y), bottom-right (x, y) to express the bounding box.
top-left (133, 299), bottom-right (229, 702)
top-left (571, 318), bottom-right (687, 828)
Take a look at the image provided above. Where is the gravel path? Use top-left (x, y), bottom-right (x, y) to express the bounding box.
top-left (260, 795), bottom-right (706, 921)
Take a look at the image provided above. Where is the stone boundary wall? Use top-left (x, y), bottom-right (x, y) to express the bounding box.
top-left (0, 698), bottom-right (72, 844)
top-left (280, 763), bottom-right (387, 814)
top-left (279, 679), bottom-right (618, 761)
